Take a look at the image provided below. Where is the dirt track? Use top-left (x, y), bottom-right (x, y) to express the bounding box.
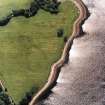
top-left (29, 0), bottom-right (88, 105)
top-left (37, 0), bottom-right (105, 105)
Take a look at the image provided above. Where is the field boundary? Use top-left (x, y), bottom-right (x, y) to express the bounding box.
top-left (29, 0), bottom-right (89, 105)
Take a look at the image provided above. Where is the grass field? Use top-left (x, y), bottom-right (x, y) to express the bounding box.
top-left (0, 0), bottom-right (33, 19)
top-left (0, 0), bottom-right (78, 104)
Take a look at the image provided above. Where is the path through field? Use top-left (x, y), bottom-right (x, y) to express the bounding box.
top-left (37, 0), bottom-right (105, 105)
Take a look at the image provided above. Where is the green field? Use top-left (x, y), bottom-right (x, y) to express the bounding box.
top-left (0, 0), bottom-right (78, 104)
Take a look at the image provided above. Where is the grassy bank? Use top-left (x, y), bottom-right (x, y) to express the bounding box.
top-left (0, 0), bottom-right (78, 104)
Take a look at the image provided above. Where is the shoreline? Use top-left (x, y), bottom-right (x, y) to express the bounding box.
top-left (29, 0), bottom-right (89, 105)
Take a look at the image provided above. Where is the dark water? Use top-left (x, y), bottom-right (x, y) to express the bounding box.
top-left (37, 0), bottom-right (105, 105)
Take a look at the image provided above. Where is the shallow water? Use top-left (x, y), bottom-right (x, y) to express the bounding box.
top-left (37, 0), bottom-right (105, 105)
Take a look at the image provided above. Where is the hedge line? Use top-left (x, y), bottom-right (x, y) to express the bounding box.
top-left (0, 0), bottom-right (61, 26)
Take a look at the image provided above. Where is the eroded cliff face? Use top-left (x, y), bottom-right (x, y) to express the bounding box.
top-left (37, 0), bottom-right (105, 105)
